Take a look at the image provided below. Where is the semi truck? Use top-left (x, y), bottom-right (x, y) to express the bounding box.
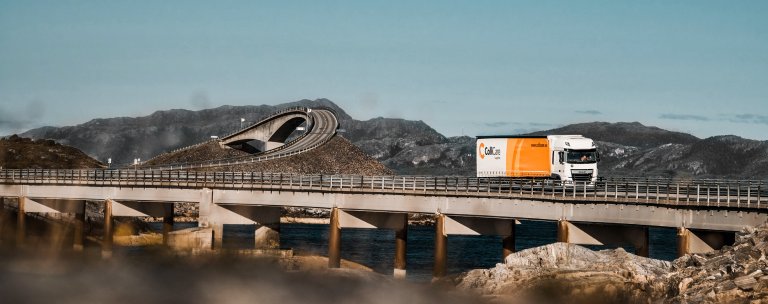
top-left (476, 135), bottom-right (599, 183)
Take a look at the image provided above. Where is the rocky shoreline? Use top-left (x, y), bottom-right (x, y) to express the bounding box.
top-left (453, 223), bottom-right (768, 303)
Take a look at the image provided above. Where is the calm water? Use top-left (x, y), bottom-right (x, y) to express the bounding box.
top-left (151, 221), bottom-right (678, 281)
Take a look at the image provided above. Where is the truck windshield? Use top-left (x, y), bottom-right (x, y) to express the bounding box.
top-left (566, 149), bottom-right (598, 164)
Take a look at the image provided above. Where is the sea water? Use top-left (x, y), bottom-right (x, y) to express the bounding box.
top-left (150, 220), bottom-right (678, 281)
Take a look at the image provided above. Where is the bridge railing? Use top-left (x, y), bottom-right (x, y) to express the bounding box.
top-left (0, 169), bottom-right (766, 210)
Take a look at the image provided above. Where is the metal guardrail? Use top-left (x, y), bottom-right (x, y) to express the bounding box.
top-left (1, 169), bottom-right (765, 210)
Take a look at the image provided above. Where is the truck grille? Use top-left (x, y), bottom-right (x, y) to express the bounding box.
top-left (571, 169), bottom-right (594, 182)
top-left (572, 173), bottom-right (593, 182)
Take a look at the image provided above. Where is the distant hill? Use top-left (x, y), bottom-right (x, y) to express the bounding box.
top-left (18, 98), bottom-right (768, 179)
top-left (0, 135), bottom-right (104, 169)
top-left (525, 122), bottom-right (700, 148)
top-left (21, 99), bottom-right (350, 165)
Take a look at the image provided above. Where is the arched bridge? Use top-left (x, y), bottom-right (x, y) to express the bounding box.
top-left (144, 107), bottom-right (339, 169)
top-left (220, 107), bottom-right (338, 155)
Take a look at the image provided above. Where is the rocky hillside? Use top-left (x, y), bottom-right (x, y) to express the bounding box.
top-left (18, 98), bottom-right (768, 179)
top-left (0, 135), bottom-right (104, 169)
top-left (146, 137), bottom-right (392, 175)
top-left (454, 222), bottom-right (768, 303)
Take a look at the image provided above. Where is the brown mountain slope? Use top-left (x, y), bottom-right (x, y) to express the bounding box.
top-left (145, 137), bottom-right (393, 175)
top-left (0, 135), bottom-right (105, 169)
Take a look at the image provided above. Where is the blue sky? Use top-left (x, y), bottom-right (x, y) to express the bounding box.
top-left (1, 1), bottom-right (767, 140)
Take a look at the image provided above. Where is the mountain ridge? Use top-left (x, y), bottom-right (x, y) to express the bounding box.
top-left (17, 98), bottom-right (768, 179)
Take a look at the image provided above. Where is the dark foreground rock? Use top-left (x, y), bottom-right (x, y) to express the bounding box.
top-left (0, 251), bottom-right (487, 304)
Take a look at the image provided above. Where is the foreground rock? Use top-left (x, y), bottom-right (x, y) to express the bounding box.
top-left (665, 223), bottom-right (768, 303)
top-left (454, 223), bottom-right (768, 303)
top-left (455, 243), bottom-right (670, 303)
top-left (0, 250), bottom-right (486, 304)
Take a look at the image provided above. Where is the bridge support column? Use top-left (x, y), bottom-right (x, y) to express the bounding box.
top-left (433, 213), bottom-right (447, 280)
top-left (0, 197), bottom-right (6, 247)
top-left (102, 199), bottom-right (113, 259)
top-left (557, 220), bottom-right (568, 243)
top-left (636, 227), bottom-right (650, 257)
top-left (212, 224), bottom-right (224, 250)
top-left (335, 209), bottom-right (409, 277)
top-left (73, 203), bottom-right (86, 252)
top-left (394, 213), bottom-right (407, 279)
top-left (254, 208), bottom-right (281, 249)
top-left (503, 222), bottom-right (516, 260)
top-left (16, 196), bottom-right (26, 248)
top-left (677, 227), bottom-right (734, 257)
top-left (557, 220), bottom-right (650, 256)
top-left (163, 203), bottom-right (174, 246)
top-left (328, 207), bottom-right (341, 268)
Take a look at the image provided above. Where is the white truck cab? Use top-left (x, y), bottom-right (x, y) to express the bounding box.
top-left (547, 135), bottom-right (599, 183)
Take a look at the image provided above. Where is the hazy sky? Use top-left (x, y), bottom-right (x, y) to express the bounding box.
top-left (1, 1), bottom-right (767, 140)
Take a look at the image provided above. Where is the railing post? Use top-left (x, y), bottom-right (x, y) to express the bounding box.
top-left (717, 184), bottom-right (721, 206)
top-left (696, 184), bottom-right (700, 204)
top-left (706, 185), bottom-right (710, 206)
top-left (572, 182), bottom-right (576, 198)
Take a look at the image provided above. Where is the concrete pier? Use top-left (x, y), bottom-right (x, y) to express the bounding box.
top-left (502, 222), bottom-right (516, 259)
top-left (0, 197), bottom-right (6, 246)
top-left (73, 203), bottom-right (86, 251)
top-left (558, 220), bottom-right (651, 257)
top-left (213, 224), bottom-right (224, 249)
top-left (253, 207), bottom-right (281, 249)
top-left (102, 200), bottom-right (113, 259)
top-left (328, 207), bottom-right (341, 268)
top-left (433, 213), bottom-right (447, 279)
top-left (636, 227), bottom-right (650, 257)
top-left (17, 196), bottom-right (25, 248)
top-left (556, 219), bottom-right (567, 243)
top-left (677, 227), bottom-right (734, 257)
top-left (394, 213), bottom-right (407, 279)
top-left (163, 203), bottom-right (174, 246)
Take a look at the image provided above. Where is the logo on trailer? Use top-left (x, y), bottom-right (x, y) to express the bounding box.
top-left (479, 143), bottom-right (501, 160)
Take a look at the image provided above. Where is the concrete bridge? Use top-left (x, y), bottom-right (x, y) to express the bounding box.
top-left (142, 107), bottom-right (339, 169)
top-left (1, 169), bottom-right (766, 279)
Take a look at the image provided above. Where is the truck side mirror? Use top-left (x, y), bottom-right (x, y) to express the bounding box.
top-left (558, 151), bottom-right (564, 164)
top-left (596, 152), bottom-right (601, 162)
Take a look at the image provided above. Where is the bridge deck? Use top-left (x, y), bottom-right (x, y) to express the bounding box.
top-left (1, 169), bottom-right (766, 231)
